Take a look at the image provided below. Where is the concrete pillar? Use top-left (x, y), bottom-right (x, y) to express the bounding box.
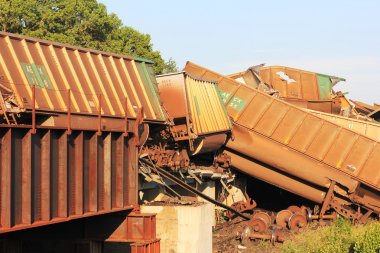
top-left (141, 203), bottom-right (213, 253)
top-left (196, 181), bottom-right (216, 227)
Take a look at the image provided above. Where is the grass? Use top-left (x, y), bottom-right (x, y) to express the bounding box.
top-left (281, 218), bottom-right (380, 253)
top-left (214, 216), bottom-right (380, 252)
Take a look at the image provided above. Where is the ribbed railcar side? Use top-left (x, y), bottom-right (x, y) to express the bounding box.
top-left (0, 32), bottom-right (166, 234)
top-left (156, 72), bottom-right (231, 155)
top-left (0, 32), bottom-right (165, 122)
top-left (184, 61), bottom-right (380, 214)
top-left (309, 110), bottom-right (380, 142)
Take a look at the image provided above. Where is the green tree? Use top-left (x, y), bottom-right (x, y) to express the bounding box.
top-left (0, 0), bottom-right (176, 74)
top-left (162, 58), bottom-right (179, 74)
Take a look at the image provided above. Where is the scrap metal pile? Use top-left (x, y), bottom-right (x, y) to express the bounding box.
top-left (0, 31), bottom-right (379, 251)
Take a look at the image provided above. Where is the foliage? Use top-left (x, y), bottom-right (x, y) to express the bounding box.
top-left (281, 218), bottom-right (380, 253)
top-left (162, 57), bottom-right (179, 74)
top-left (353, 221), bottom-right (380, 253)
top-left (0, 0), bottom-right (176, 74)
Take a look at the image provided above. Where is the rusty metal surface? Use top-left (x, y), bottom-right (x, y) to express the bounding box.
top-left (156, 72), bottom-right (231, 155)
top-left (309, 110), bottom-right (380, 141)
top-left (224, 151), bottom-right (327, 203)
top-left (140, 145), bottom-right (190, 172)
top-left (184, 62), bottom-right (380, 214)
top-left (351, 100), bottom-right (378, 115)
top-left (156, 72), bottom-right (231, 137)
top-left (259, 66), bottom-right (345, 100)
top-left (276, 210), bottom-right (293, 229)
top-left (350, 100), bottom-right (380, 121)
top-left (259, 66), bottom-right (319, 100)
top-left (139, 158), bottom-right (251, 220)
top-left (282, 97), bottom-right (341, 114)
top-left (0, 32), bottom-right (165, 122)
top-left (0, 126), bottom-right (139, 234)
top-left (191, 133), bottom-right (228, 155)
top-left (229, 66), bottom-right (344, 114)
top-left (130, 239), bottom-right (160, 253)
top-left (242, 228), bottom-right (284, 244)
top-left (101, 212), bottom-right (157, 242)
top-left (288, 213), bottom-right (307, 231)
top-left (226, 193), bottom-right (256, 219)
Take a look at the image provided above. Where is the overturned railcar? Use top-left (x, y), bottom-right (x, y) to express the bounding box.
top-left (156, 72), bottom-right (231, 155)
top-left (229, 65), bottom-right (347, 115)
top-left (184, 61), bottom-right (380, 219)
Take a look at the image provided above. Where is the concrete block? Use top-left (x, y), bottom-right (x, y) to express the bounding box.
top-left (141, 203), bottom-right (213, 253)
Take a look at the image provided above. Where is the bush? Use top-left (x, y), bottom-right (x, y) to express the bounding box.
top-left (281, 218), bottom-right (380, 253)
top-left (353, 222), bottom-right (380, 253)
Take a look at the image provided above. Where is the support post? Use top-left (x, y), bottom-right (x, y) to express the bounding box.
top-left (359, 209), bottom-right (373, 223)
top-left (67, 89), bottom-right (71, 135)
top-left (124, 97), bottom-right (129, 137)
top-left (31, 85), bottom-right (36, 134)
top-left (320, 180), bottom-right (336, 218)
top-left (97, 94), bottom-right (102, 136)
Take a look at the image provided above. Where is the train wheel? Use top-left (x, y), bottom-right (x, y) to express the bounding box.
top-left (288, 213), bottom-right (307, 231)
top-left (253, 211), bottom-right (272, 226)
top-left (248, 217), bottom-right (268, 233)
top-left (276, 210), bottom-right (293, 229)
top-left (287, 205), bottom-right (302, 214)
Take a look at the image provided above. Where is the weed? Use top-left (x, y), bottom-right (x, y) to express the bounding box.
top-left (281, 218), bottom-right (380, 253)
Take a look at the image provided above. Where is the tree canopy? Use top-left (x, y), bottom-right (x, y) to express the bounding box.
top-left (0, 0), bottom-right (177, 74)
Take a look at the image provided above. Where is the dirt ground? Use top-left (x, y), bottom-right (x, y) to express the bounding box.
top-left (212, 214), bottom-right (291, 253)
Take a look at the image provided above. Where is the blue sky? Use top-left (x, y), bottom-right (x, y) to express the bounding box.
top-left (98, 0), bottom-right (380, 104)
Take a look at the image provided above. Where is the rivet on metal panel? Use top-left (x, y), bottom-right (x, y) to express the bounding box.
top-left (97, 94), bottom-right (102, 136)
top-left (67, 89), bottom-right (72, 135)
top-left (31, 85), bottom-right (36, 134)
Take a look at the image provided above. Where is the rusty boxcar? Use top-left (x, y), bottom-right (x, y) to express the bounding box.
top-left (259, 66), bottom-right (345, 100)
top-left (0, 31), bottom-right (166, 250)
top-left (184, 61), bottom-right (380, 219)
top-left (156, 72), bottom-right (231, 155)
top-left (309, 110), bottom-right (380, 142)
top-left (229, 65), bottom-right (347, 114)
top-left (0, 31), bottom-right (165, 132)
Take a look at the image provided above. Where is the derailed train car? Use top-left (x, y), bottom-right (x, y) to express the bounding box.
top-left (0, 31), bottom-right (167, 252)
top-left (0, 32), bottom-right (232, 253)
top-left (184, 61), bottom-right (380, 221)
top-left (229, 65), bottom-right (349, 115)
top-left (1, 30), bottom-right (380, 251)
top-left (156, 72), bottom-right (231, 155)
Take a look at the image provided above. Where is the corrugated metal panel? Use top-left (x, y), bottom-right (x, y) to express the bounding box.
top-left (259, 66), bottom-right (345, 101)
top-left (184, 62), bottom-right (380, 197)
top-left (0, 32), bottom-right (165, 122)
top-left (0, 126), bottom-right (138, 234)
top-left (309, 110), bottom-right (380, 142)
top-left (229, 68), bottom-right (343, 114)
top-left (260, 66), bottom-right (320, 100)
top-left (156, 72), bottom-right (230, 137)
